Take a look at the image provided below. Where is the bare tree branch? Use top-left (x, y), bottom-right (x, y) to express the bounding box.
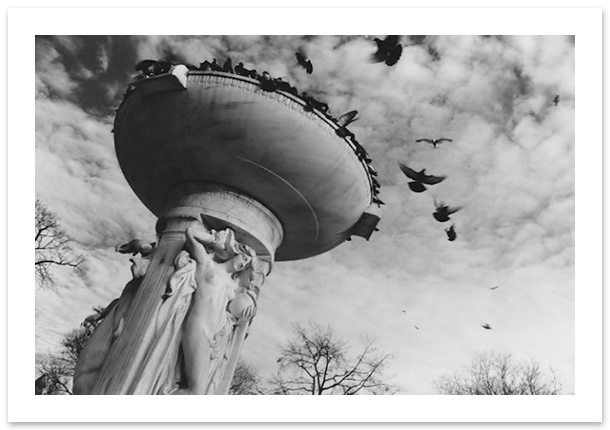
top-left (35, 199), bottom-right (85, 288)
top-left (270, 322), bottom-right (397, 395)
top-left (229, 361), bottom-right (266, 395)
top-left (435, 352), bottom-right (563, 395)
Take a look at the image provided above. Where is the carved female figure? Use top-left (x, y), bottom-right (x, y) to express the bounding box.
top-left (73, 224), bottom-right (270, 395)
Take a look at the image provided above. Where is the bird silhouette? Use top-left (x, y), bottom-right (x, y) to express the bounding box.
top-left (300, 92), bottom-right (329, 113)
top-left (335, 127), bottom-right (354, 139)
top-left (277, 79), bottom-right (299, 96)
top-left (414, 325), bottom-right (419, 330)
top-left (234, 62), bottom-right (251, 77)
top-left (209, 58), bottom-right (223, 72)
top-left (135, 59), bottom-right (157, 74)
top-left (372, 35), bottom-right (403, 66)
top-left (222, 58), bottom-right (234, 73)
top-left (433, 201), bottom-right (460, 222)
top-left (490, 286), bottom-right (499, 290)
top-left (295, 52), bottom-right (313, 74)
top-left (336, 110), bottom-right (359, 127)
top-left (552, 95), bottom-right (560, 106)
top-left (135, 59), bottom-right (170, 76)
top-left (445, 224), bottom-right (457, 241)
top-left (416, 138), bottom-right (453, 149)
top-left (116, 239), bottom-right (155, 257)
top-left (399, 163), bottom-right (446, 193)
top-left (408, 182), bottom-right (427, 193)
top-left (258, 71), bottom-right (277, 92)
top-left (482, 324), bottom-right (492, 330)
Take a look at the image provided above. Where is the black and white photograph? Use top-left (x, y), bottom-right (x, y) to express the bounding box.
top-left (7, 6), bottom-right (601, 424)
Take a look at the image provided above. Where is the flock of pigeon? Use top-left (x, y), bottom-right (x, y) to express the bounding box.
top-left (126, 36), bottom-right (524, 335)
top-left (398, 138), bottom-right (461, 242)
top-left (127, 37), bottom-right (407, 209)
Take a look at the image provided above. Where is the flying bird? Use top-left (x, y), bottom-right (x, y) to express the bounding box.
top-left (416, 138), bottom-right (453, 149)
top-left (372, 35), bottom-right (403, 66)
top-left (433, 201), bottom-right (460, 223)
top-left (407, 182), bottom-right (427, 193)
top-left (336, 110), bottom-right (359, 127)
top-left (398, 163), bottom-right (446, 193)
top-left (552, 95), bottom-right (560, 106)
top-left (445, 224), bottom-right (457, 241)
top-left (295, 52), bottom-right (313, 74)
top-left (482, 324), bottom-right (492, 330)
top-left (414, 326), bottom-right (419, 330)
top-left (490, 286), bottom-right (499, 290)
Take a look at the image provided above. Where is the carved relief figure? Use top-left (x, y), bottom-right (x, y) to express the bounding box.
top-left (73, 242), bottom-right (156, 394)
top-left (73, 224), bottom-right (271, 395)
top-left (172, 224), bottom-right (268, 394)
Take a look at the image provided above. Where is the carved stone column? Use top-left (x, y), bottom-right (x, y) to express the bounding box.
top-left (88, 183), bottom-right (283, 395)
top-left (80, 68), bottom-right (381, 395)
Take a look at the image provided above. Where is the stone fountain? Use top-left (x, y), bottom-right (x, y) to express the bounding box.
top-left (73, 63), bottom-right (380, 395)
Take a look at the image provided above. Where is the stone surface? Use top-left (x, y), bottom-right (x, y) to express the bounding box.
top-left (74, 212), bottom-right (271, 395)
top-left (75, 67), bottom-right (381, 395)
top-left (114, 71), bottom-right (376, 261)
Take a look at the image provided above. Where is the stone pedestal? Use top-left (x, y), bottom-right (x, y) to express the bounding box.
top-left (87, 184), bottom-right (282, 395)
top-left (75, 68), bottom-right (381, 395)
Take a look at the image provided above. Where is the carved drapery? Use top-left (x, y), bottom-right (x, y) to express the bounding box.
top-left (73, 224), bottom-right (271, 395)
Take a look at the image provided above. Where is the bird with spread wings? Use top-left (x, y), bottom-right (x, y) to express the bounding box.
top-left (416, 138), bottom-right (453, 149)
top-left (398, 163), bottom-right (446, 193)
top-left (433, 200), bottom-right (461, 223)
top-left (371, 35), bottom-right (403, 66)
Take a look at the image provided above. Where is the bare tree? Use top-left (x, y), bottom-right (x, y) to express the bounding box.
top-left (434, 352), bottom-right (562, 395)
top-left (35, 307), bottom-right (103, 395)
top-left (35, 199), bottom-right (84, 288)
top-left (35, 354), bottom-right (74, 395)
top-left (270, 322), bottom-right (397, 395)
top-left (229, 361), bottom-right (265, 395)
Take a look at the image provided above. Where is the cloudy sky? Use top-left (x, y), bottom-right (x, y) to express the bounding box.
top-left (32, 32), bottom-right (577, 399)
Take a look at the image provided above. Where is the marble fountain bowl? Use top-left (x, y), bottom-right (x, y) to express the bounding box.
top-left (114, 69), bottom-right (379, 261)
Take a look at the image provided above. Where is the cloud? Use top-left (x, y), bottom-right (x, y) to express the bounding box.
top-left (35, 38), bottom-right (79, 99)
top-left (34, 35), bottom-right (575, 394)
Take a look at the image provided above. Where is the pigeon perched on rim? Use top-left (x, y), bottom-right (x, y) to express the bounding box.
top-left (116, 239), bottom-right (155, 257)
top-left (209, 58), bottom-right (224, 72)
top-left (222, 58), bottom-right (234, 73)
top-left (234, 62), bottom-right (252, 76)
top-left (135, 59), bottom-right (171, 76)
